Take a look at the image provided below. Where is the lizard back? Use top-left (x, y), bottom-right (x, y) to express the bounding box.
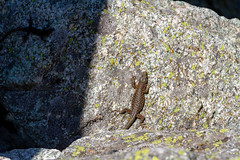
top-left (123, 71), bottom-right (148, 129)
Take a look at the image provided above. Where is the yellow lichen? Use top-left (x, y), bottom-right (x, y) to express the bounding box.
top-left (164, 136), bottom-right (173, 144)
top-left (160, 96), bottom-right (164, 100)
top-left (151, 156), bottom-right (159, 160)
top-left (212, 91), bottom-right (215, 97)
top-left (173, 106), bottom-right (180, 113)
top-left (191, 64), bottom-right (197, 70)
top-left (123, 133), bottom-right (149, 143)
top-left (114, 60), bottom-right (118, 66)
top-left (203, 122), bottom-right (208, 129)
top-left (134, 148), bottom-right (149, 160)
top-left (40, 53), bottom-right (43, 60)
top-left (163, 26), bottom-right (170, 34)
top-left (109, 58), bottom-right (114, 65)
top-left (101, 36), bottom-right (105, 43)
top-left (220, 45), bottom-right (224, 50)
top-left (152, 139), bottom-right (162, 145)
top-left (213, 140), bottom-right (222, 147)
top-left (211, 69), bottom-right (215, 74)
top-left (135, 60), bottom-right (140, 66)
top-left (168, 123), bottom-right (172, 128)
top-left (178, 150), bottom-right (185, 155)
top-left (177, 136), bottom-right (183, 141)
top-left (162, 83), bottom-right (167, 88)
top-left (229, 157), bottom-right (240, 160)
top-left (162, 42), bottom-right (170, 52)
top-left (200, 42), bottom-right (205, 50)
top-left (219, 128), bottom-right (228, 133)
top-left (200, 113), bottom-right (205, 118)
top-left (172, 138), bottom-right (177, 143)
top-left (72, 146), bottom-right (85, 157)
top-left (143, 42), bottom-right (146, 47)
top-left (103, 9), bottom-right (107, 14)
top-left (69, 37), bottom-right (74, 44)
top-left (168, 72), bottom-right (174, 79)
top-left (146, 102), bottom-right (151, 107)
top-left (158, 119), bottom-right (163, 125)
top-left (119, 132), bottom-right (124, 136)
top-left (168, 145), bottom-right (174, 148)
top-left (133, 133), bottom-right (149, 141)
top-left (181, 22), bottom-right (189, 26)
top-left (191, 82), bottom-right (195, 87)
top-left (196, 131), bottom-right (203, 137)
top-left (123, 134), bottom-right (135, 140)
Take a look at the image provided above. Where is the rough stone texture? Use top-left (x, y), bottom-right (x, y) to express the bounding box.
top-left (83, 0), bottom-right (240, 132)
top-left (59, 129), bottom-right (240, 160)
top-left (0, 148), bottom-right (60, 160)
top-left (174, 0), bottom-right (240, 19)
top-left (0, 0), bottom-right (106, 151)
top-left (0, 0), bottom-right (240, 159)
top-left (1, 129), bottom-right (239, 160)
top-left (0, 156), bottom-right (10, 160)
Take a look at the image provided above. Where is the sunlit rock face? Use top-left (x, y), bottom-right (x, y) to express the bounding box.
top-left (0, 0), bottom-right (239, 159)
top-left (173, 0), bottom-right (240, 19)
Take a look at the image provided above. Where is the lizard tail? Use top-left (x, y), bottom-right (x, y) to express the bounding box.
top-left (124, 115), bottom-right (137, 129)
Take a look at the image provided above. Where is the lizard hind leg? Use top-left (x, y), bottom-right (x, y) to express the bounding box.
top-left (136, 114), bottom-right (147, 129)
top-left (119, 108), bottom-right (132, 114)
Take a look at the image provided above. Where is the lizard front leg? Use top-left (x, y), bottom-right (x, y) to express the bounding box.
top-left (119, 108), bottom-right (132, 114)
top-left (144, 84), bottom-right (150, 94)
top-left (132, 76), bottom-right (136, 89)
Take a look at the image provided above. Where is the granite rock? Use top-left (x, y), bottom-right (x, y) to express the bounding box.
top-left (0, 0), bottom-right (239, 159)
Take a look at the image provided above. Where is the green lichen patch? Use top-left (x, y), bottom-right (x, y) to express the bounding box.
top-left (58, 129), bottom-right (240, 159)
top-left (71, 146), bottom-right (85, 157)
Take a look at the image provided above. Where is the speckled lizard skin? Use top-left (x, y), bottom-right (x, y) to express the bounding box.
top-left (120, 71), bottom-right (150, 129)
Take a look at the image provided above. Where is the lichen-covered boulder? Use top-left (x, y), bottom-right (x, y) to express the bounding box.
top-left (84, 0), bottom-right (240, 132)
top-left (0, 0), bottom-right (239, 159)
top-left (60, 129), bottom-right (240, 160)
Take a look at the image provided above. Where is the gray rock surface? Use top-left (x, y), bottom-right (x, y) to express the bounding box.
top-left (59, 129), bottom-right (240, 160)
top-left (0, 0), bottom-right (240, 159)
top-left (173, 0), bottom-right (240, 19)
top-left (1, 129), bottom-right (239, 160)
top-left (0, 148), bottom-right (60, 160)
top-left (0, 0), bottom-right (106, 151)
top-left (83, 0), bottom-right (240, 132)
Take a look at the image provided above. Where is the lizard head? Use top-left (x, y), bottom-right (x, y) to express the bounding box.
top-left (140, 71), bottom-right (148, 83)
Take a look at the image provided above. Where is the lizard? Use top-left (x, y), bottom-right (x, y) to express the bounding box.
top-left (119, 71), bottom-right (150, 129)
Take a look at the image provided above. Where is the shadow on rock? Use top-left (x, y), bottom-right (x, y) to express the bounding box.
top-left (0, 0), bottom-right (106, 152)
